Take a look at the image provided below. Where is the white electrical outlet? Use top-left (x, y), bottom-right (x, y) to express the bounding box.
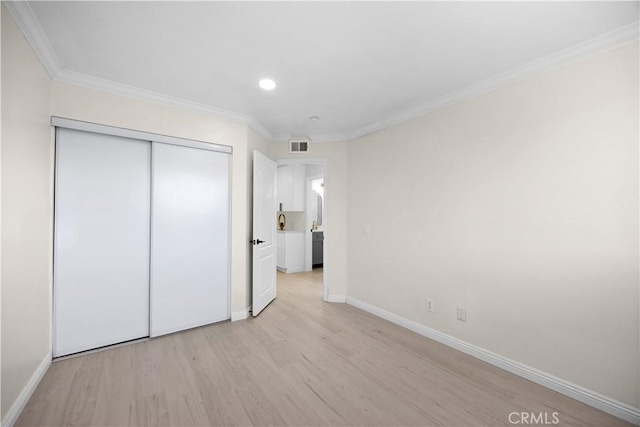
top-left (425, 298), bottom-right (434, 312)
top-left (457, 307), bottom-right (467, 322)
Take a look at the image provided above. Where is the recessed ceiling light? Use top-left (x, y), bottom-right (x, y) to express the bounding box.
top-left (259, 78), bottom-right (276, 90)
top-left (309, 116), bottom-right (320, 121)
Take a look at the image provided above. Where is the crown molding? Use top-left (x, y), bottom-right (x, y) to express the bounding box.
top-left (3, 0), bottom-right (276, 143)
top-left (339, 22), bottom-right (640, 142)
top-left (3, 0), bottom-right (62, 77)
top-left (55, 68), bottom-right (251, 125)
top-left (308, 133), bottom-right (352, 143)
top-left (6, 1), bottom-right (638, 145)
top-left (247, 117), bottom-right (275, 142)
top-left (269, 133), bottom-right (347, 144)
top-left (53, 69), bottom-right (276, 143)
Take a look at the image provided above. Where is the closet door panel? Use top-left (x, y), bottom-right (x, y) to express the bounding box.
top-left (151, 142), bottom-right (230, 337)
top-left (54, 128), bottom-right (150, 357)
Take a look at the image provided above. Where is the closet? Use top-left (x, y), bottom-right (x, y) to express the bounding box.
top-left (53, 119), bottom-right (231, 357)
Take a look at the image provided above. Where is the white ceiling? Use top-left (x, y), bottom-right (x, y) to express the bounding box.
top-left (14, 1), bottom-right (640, 142)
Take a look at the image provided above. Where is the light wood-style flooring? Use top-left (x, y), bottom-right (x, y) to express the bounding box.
top-left (18, 269), bottom-right (632, 426)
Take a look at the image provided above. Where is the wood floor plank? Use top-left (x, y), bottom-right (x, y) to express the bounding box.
top-left (165, 391), bottom-right (211, 427)
top-left (61, 367), bottom-right (102, 426)
top-left (129, 392), bottom-right (171, 426)
top-left (16, 269), bottom-right (634, 427)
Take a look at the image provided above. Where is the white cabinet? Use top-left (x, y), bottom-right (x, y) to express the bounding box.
top-left (277, 232), bottom-right (305, 273)
top-left (277, 232), bottom-right (285, 269)
top-left (277, 164), bottom-right (306, 211)
top-left (53, 124), bottom-right (231, 357)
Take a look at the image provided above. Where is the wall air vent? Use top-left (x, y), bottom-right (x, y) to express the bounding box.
top-left (289, 138), bottom-right (310, 153)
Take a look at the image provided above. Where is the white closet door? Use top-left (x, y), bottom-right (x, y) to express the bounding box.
top-left (151, 142), bottom-right (230, 337)
top-left (54, 128), bottom-right (150, 357)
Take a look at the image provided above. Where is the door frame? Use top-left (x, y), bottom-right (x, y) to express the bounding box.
top-left (276, 158), bottom-right (328, 302)
top-left (305, 174), bottom-right (323, 272)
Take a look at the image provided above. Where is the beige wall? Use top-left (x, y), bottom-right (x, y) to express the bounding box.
top-left (1, 6), bottom-right (53, 418)
top-left (347, 41), bottom-right (639, 407)
top-left (269, 142), bottom-right (348, 298)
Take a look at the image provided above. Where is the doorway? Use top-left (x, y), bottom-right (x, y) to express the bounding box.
top-left (275, 159), bottom-right (327, 301)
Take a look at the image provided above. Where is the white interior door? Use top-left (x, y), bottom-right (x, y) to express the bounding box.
top-left (252, 151), bottom-right (277, 316)
top-left (54, 128), bottom-right (150, 357)
top-left (150, 142), bottom-right (230, 337)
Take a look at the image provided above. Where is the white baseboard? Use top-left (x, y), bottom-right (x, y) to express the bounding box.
top-left (231, 306), bottom-right (251, 321)
top-left (1, 352), bottom-right (52, 427)
top-left (277, 267), bottom-right (305, 274)
top-left (327, 295), bottom-right (346, 303)
top-left (345, 297), bottom-right (640, 426)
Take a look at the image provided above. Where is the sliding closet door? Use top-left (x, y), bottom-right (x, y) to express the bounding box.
top-left (151, 142), bottom-right (230, 337)
top-left (54, 128), bottom-right (150, 357)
